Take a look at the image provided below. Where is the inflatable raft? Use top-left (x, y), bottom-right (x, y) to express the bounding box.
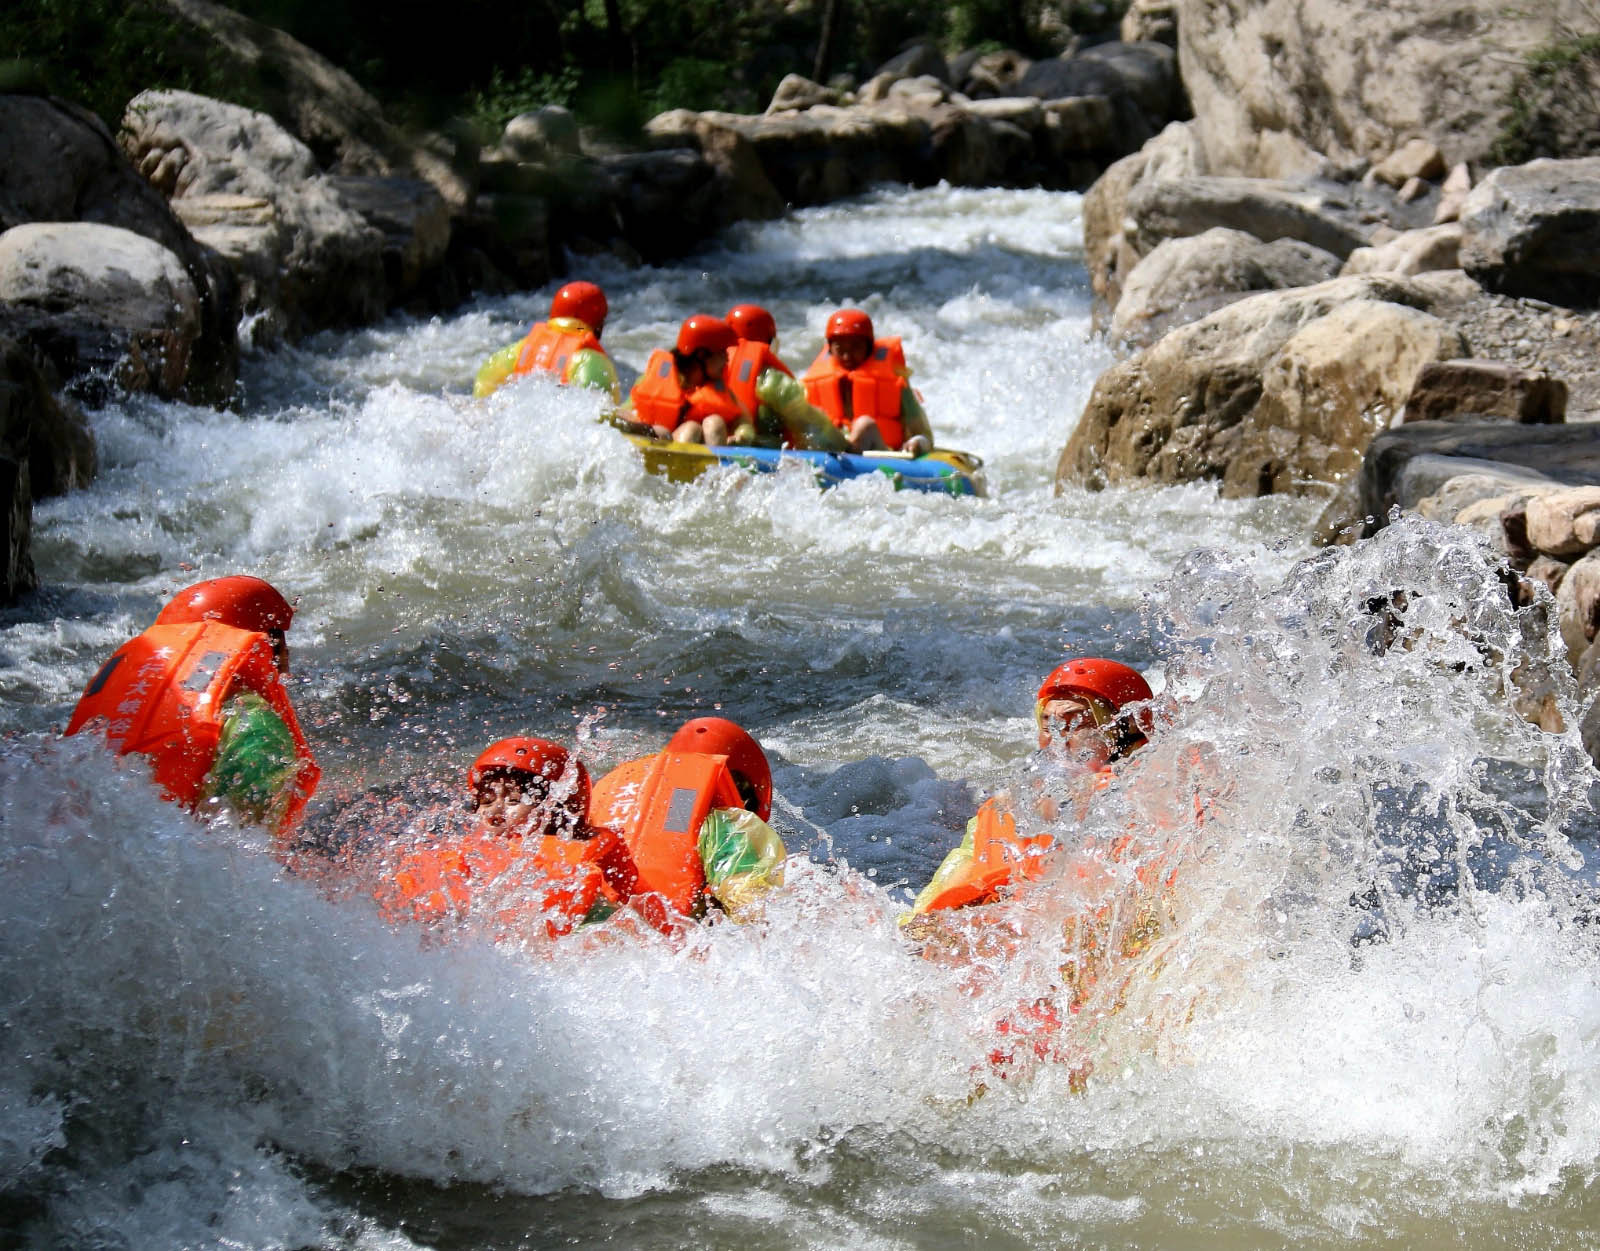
top-left (623, 434), bottom-right (986, 497)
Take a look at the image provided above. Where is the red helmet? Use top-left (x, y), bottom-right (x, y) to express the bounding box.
top-left (549, 281), bottom-right (608, 333)
top-left (726, 304), bottom-right (777, 344)
top-left (467, 737), bottom-right (591, 819)
top-left (825, 308), bottom-right (874, 342)
top-left (1037, 659), bottom-right (1154, 736)
top-left (675, 314), bottom-right (738, 357)
top-left (155, 576), bottom-right (293, 633)
top-left (666, 716), bottom-right (772, 820)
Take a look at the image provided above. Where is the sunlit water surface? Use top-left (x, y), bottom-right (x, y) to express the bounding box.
top-left (4, 185), bottom-right (1600, 1249)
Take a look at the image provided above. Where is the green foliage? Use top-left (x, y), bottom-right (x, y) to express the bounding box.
top-left (0, 0), bottom-right (243, 125)
top-left (648, 57), bottom-right (746, 115)
top-left (1491, 29), bottom-right (1600, 165)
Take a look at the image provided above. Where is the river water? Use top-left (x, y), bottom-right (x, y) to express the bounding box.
top-left (3, 185), bottom-right (1600, 1249)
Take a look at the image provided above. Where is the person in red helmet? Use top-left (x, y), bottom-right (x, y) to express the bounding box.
top-left (588, 716), bottom-right (786, 928)
top-left (474, 280), bottom-right (620, 401)
top-left (722, 304), bottom-right (849, 452)
top-left (906, 659), bottom-right (1154, 917)
top-left (801, 307), bottom-right (935, 455)
top-left (378, 737), bottom-right (638, 940)
top-left (621, 314), bottom-right (756, 446)
top-left (65, 575), bottom-right (320, 840)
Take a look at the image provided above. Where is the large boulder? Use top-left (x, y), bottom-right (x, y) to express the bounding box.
top-left (1077, 42), bottom-right (1184, 131)
top-left (0, 223), bottom-right (201, 400)
top-left (1110, 225), bottom-right (1342, 344)
top-left (148, 0), bottom-right (471, 210)
top-left (1126, 176), bottom-right (1376, 262)
top-left (121, 89), bottom-right (391, 339)
top-left (1082, 121), bottom-right (1210, 312)
top-left (1177, 0), bottom-right (1600, 178)
top-left (1359, 421), bottom-right (1600, 523)
top-left (875, 41), bottom-right (951, 86)
top-left (1457, 158), bottom-right (1600, 307)
top-left (1058, 275), bottom-right (1469, 497)
top-left (0, 93), bottom-right (237, 403)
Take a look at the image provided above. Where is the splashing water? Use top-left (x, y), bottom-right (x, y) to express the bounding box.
top-left (4, 186), bottom-right (1599, 1248)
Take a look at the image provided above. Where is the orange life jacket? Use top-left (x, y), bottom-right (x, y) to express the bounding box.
top-left (66, 620), bottom-right (321, 836)
top-left (915, 796), bottom-right (1057, 913)
top-left (724, 340), bottom-right (792, 426)
top-left (801, 337), bottom-right (910, 448)
top-left (512, 320), bottom-right (606, 383)
top-left (629, 349), bottom-right (750, 433)
top-left (588, 750), bottom-right (745, 921)
top-left (383, 826), bottom-right (631, 939)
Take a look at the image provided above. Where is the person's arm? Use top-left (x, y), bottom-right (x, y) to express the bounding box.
top-left (899, 386), bottom-right (934, 449)
top-left (473, 342), bottom-right (523, 398)
top-left (755, 370), bottom-right (850, 452)
top-left (905, 817), bottom-right (980, 919)
top-left (698, 807), bottom-right (786, 920)
top-left (567, 348), bottom-right (622, 402)
top-left (205, 691), bottom-right (303, 832)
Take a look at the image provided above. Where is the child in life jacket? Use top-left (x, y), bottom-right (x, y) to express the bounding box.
top-left (905, 659), bottom-right (1154, 919)
top-left (378, 738), bottom-right (637, 941)
top-left (801, 307), bottom-right (935, 456)
top-left (474, 280), bottom-right (620, 401)
top-left (619, 315), bottom-right (756, 446)
top-left (588, 716), bottom-right (787, 928)
top-left (722, 303), bottom-right (848, 452)
top-left (65, 574), bottom-right (321, 842)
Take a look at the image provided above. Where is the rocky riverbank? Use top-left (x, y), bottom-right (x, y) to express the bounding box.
top-left (5, 0), bottom-right (1600, 766)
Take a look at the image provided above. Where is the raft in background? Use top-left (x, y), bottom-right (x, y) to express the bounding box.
top-left (622, 434), bottom-right (987, 497)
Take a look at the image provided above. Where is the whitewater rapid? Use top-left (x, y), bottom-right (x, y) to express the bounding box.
top-left (3, 185), bottom-right (1599, 1250)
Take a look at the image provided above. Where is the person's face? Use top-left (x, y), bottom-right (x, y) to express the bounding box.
top-left (474, 774), bottom-right (556, 837)
top-left (268, 628), bottom-right (290, 675)
top-left (1037, 696), bottom-right (1113, 767)
top-left (700, 349), bottom-right (727, 380)
top-left (829, 335), bottom-right (872, 370)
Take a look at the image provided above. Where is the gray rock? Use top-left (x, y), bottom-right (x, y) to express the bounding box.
top-left (501, 107), bottom-right (581, 161)
top-left (149, 0), bottom-right (470, 209)
top-left (1077, 41), bottom-right (1182, 127)
top-left (1341, 223), bottom-right (1462, 278)
top-left (1557, 548), bottom-right (1600, 664)
top-left (1458, 157), bottom-right (1600, 307)
top-left (0, 93), bottom-right (237, 402)
top-left (1059, 274), bottom-right (1468, 498)
top-left (766, 74), bottom-right (839, 114)
top-left (1127, 176), bottom-right (1375, 261)
top-left (875, 41), bottom-right (949, 86)
top-left (1179, 0), bottom-right (1597, 178)
top-left (958, 50), bottom-right (1032, 98)
top-left (1111, 225), bottom-right (1342, 343)
top-left (1360, 421), bottom-right (1600, 526)
top-left (1121, 0), bottom-right (1178, 46)
top-left (0, 222), bottom-right (201, 400)
top-left (122, 89), bottom-right (388, 338)
top-left (1371, 139), bottom-right (1446, 187)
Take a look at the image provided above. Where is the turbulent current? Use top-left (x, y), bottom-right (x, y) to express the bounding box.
top-left (4, 186), bottom-right (1600, 1249)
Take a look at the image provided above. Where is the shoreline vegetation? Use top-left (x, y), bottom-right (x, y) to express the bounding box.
top-left (5, 0), bottom-right (1600, 759)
